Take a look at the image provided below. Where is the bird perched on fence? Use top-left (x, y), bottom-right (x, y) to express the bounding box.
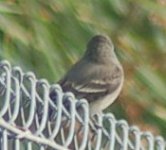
top-left (51, 35), bottom-right (124, 117)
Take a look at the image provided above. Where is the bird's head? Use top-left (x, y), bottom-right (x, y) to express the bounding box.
top-left (84, 35), bottom-right (115, 63)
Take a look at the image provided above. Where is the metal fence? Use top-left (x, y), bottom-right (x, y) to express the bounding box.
top-left (0, 60), bottom-right (165, 150)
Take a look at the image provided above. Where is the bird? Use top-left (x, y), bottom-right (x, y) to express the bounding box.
top-left (52, 35), bottom-right (124, 117)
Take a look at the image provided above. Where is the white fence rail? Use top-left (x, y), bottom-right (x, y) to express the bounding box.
top-left (0, 60), bottom-right (165, 150)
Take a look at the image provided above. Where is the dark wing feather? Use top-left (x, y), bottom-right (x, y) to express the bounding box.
top-left (58, 66), bottom-right (123, 103)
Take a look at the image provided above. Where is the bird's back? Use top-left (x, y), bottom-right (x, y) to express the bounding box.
top-left (59, 58), bottom-right (123, 103)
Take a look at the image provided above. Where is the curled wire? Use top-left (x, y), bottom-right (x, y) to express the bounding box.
top-left (0, 60), bottom-right (165, 150)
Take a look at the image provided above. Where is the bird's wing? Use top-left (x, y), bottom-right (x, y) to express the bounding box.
top-left (58, 66), bottom-right (123, 103)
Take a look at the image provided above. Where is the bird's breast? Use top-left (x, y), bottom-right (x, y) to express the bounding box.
top-left (89, 76), bottom-right (123, 116)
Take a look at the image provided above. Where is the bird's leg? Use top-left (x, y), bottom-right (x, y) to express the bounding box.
top-left (89, 112), bottom-right (103, 142)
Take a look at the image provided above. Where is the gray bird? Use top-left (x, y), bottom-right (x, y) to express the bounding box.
top-left (53, 35), bottom-right (124, 116)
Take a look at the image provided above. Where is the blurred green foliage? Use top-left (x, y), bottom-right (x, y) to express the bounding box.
top-left (0, 0), bottom-right (166, 137)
